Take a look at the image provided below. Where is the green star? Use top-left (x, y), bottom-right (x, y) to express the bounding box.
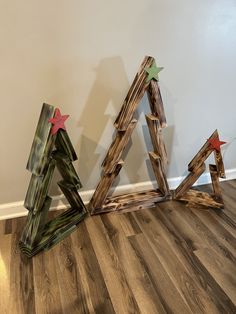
top-left (145, 62), bottom-right (164, 82)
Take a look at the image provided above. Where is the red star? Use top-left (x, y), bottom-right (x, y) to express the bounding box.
top-left (207, 138), bottom-right (226, 152)
top-left (48, 108), bottom-right (69, 135)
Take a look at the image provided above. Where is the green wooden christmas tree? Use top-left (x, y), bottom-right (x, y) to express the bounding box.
top-left (19, 103), bottom-right (87, 257)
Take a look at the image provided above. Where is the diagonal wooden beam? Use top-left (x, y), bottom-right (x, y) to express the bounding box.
top-left (102, 119), bottom-right (137, 173)
top-left (214, 150), bottom-right (225, 178)
top-left (114, 56), bottom-right (155, 131)
top-left (188, 130), bottom-right (218, 172)
top-left (174, 163), bottom-right (206, 199)
top-left (89, 161), bottom-right (124, 214)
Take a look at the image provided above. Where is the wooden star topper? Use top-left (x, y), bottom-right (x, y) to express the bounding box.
top-left (145, 62), bottom-right (164, 82)
top-left (48, 108), bottom-right (69, 135)
top-left (208, 138), bottom-right (226, 151)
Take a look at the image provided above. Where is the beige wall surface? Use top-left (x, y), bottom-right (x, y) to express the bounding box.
top-left (0, 0), bottom-right (236, 204)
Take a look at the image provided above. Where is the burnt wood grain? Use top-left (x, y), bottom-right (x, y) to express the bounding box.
top-left (102, 119), bottom-right (137, 174)
top-left (147, 80), bottom-right (167, 128)
top-left (20, 103), bottom-right (86, 257)
top-left (114, 56), bottom-right (155, 131)
top-left (1, 179), bottom-right (236, 313)
top-left (89, 56), bottom-right (169, 215)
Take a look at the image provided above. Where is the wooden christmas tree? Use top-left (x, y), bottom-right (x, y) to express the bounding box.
top-left (173, 130), bottom-right (226, 209)
top-left (19, 103), bottom-right (87, 257)
top-left (88, 56), bottom-right (171, 214)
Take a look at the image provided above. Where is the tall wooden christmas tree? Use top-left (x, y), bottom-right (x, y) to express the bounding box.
top-left (19, 103), bottom-right (87, 257)
top-left (88, 56), bottom-right (171, 214)
top-left (174, 130), bottom-right (226, 209)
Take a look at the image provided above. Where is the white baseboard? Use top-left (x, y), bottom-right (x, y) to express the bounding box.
top-left (0, 168), bottom-right (235, 221)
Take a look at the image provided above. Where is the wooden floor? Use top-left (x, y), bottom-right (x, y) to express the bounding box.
top-left (0, 180), bottom-right (236, 314)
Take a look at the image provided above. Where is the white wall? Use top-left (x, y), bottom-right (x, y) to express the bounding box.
top-left (1, 0), bottom-right (236, 204)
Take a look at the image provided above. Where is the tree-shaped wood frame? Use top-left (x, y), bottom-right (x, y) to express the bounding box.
top-left (19, 103), bottom-right (87, 257)
top-left (88, 56), bottom-right (171, 215)
top-left (173, 130), bottom-right (225, 209)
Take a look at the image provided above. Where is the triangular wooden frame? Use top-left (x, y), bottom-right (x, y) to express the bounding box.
top-left (19, 103), bottom-right (87, 257)
top-left (88, 56), bottom-right (171, 215)
top-left (173, 130), bottom-right (225, 209)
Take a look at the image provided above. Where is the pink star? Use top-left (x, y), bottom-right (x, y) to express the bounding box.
top-left (208, 138), bottom-right (226, 152)
top-left (48, 108), bottom-right (69, 135)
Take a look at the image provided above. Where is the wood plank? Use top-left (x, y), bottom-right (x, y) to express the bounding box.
top-left (145, 114), bottom-right (168, 166)
top-left (55, 129), bottom-right (77, 162)
top-left (86, 215), bottom-right (140, 314)
top-left (24, 159), bottom-right (56, 211)
top-left (99, 189), bottom-right (170, 214)
top-left (149, 152), bottom-right (170, 195)
top-left (195, 248), bottom-right (236, 304)
top-left (147, 207), bottom-right (236, 313)
top-left (129, 233), bottom-right (192, 314)
top-left (147, 80), bottom-right (167, 128)
top-left (101, 214), bottom-right (167, 314)
top-left (179, 190), bottom-right (224, 209)
top-left (188, 130), bottom-right (218, 172)
top-left (133, 210), bottom-right (221, 313)
top-left (102, 119), bottom-right (137, 173)
top-left (174, 163), bottom-right (206, 199)
top-left (114, 56), bottom-right (155, 131)
top-left (52, 150), bottom-right (82, 189)
top-left (26, 103), bottom-right (56, 176)
top-left (4, 219), bottom-right (12, 235)
top-left (10, 218), bottom-right (36, 314)
top-left (209, 164), bottom-right (223, 202)
top-left (214, 150), bottom-right (225, 178)
top-left (33, 248), bottom-right (63, 314)
top-left (88, 161), bottom-right (123, 214)
top-left (71, 220), bottom-right (115, 313)
top-left (193, 209), bottom-right (236, 258)
top-left (53, 234), bottom-right (93, 313)
top-left (0, 235), bottom-right (11, 313)
top-left (118, 212), bottom-right (142, 237)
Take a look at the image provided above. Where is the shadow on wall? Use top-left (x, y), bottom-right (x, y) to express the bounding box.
top-left (77, 56), bottom-right (135, 189)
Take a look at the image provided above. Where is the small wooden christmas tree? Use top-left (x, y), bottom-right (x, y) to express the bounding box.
top-left (173, 130), bottom-right (226, 209)
top-left (88, 56), bottom-right (170, 214)
top-left (19, 103), bottom-right (87, 257)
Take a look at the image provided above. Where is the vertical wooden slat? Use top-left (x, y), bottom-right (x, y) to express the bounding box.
top-left (149, 152), bottom-right (170, 195)
top-left (146, 114), bottom-right (168, 166)
top-left (147, 80), bottom-right (167, 128)
top-left (209, 164), bottom-right (224, 203)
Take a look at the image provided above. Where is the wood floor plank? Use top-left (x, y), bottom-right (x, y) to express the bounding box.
top-left (33, 248), bottom-right (63, 314)
top-left (117, 212), bottom-right (142, 237)
top-left (101, 214), bottom-right (167, 314)
top-left (0, 220), bottom-right (5, 235)
top-left (9, 217), bottom-right (36, 314)
top-left (195, 248), bottom-right (236, 304)
top-left (128, 232), bottom-right (193, 314)
top-left (53, 232), bottom-right (93, 314)
top-left (70, 219), bottom-right (115, 314)
top-left (4, 219), bottom-right (12, 235)
top-left (133, 209), bottom-right (220, 314)
top-left (149, 206), bottom-right (236, 313)
top-left (192, 208), bottom-right (236, 257)
top-left (0, 179), bottom-right (236, 313)
top-left (167, 202), bottom-right (236, 265)
top-left (0, 234), bottom-right (12, 314)
top-left (85, 215), bottom-right (140, 314)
